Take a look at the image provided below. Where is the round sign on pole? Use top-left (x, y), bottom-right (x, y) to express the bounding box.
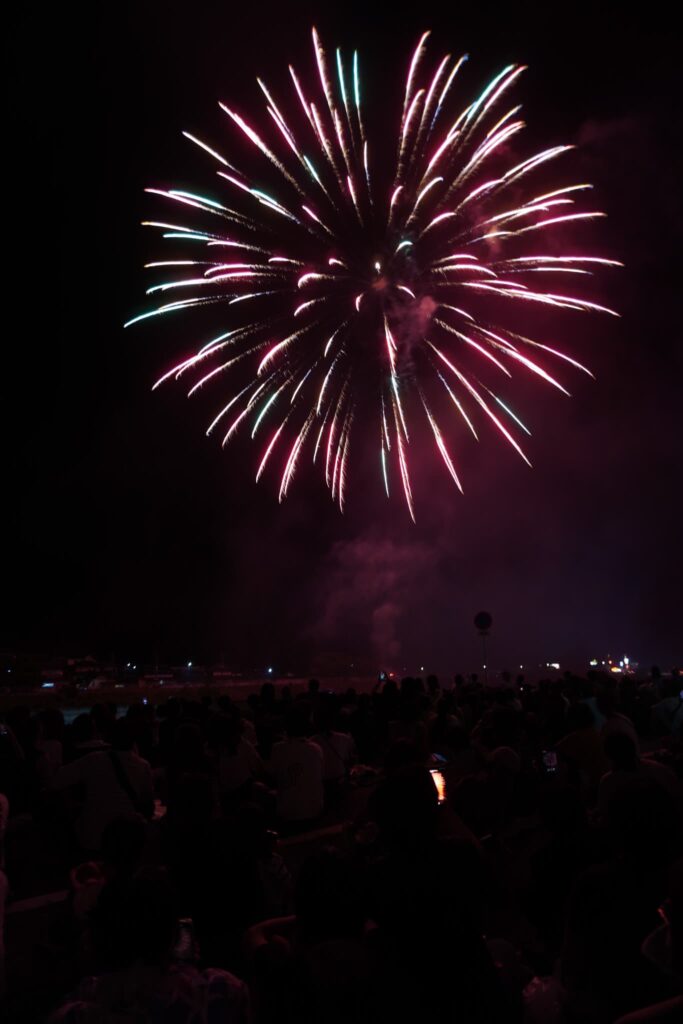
top-left (474, 611), bottom-right (492, 633)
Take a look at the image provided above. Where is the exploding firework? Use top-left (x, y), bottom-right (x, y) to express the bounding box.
top-left (127, 28), bottom-right (619, 521)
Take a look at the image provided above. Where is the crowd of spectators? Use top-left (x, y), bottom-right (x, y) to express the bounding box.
top-left (0, 666), bottom-right (682, 1022)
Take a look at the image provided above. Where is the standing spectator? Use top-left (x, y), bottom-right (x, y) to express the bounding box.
top-left (651, 677), bottom-right (683, 737)
top-left (555, 702), bottom-right (608, 792)
top-left (210, 712), bottom-right (265, 803)
top-left (599, 692), bottom-right (640, 752)
top-left (312, 696), bottom-right (355, 795)
top-left (270, 706), bottom-right (323, 828)
top-left (36, 708), bottom-right (64, 785)
top-left (368, 767), bottom-right (514, 1023)
top-left (52, 719), bottom-right (154, 853)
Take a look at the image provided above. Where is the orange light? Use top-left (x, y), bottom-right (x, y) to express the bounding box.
top-left (430, 769), bottom-right (447, 804)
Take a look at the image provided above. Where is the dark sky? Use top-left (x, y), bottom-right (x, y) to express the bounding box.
top-left (3, 2), bottom-right (681, 673)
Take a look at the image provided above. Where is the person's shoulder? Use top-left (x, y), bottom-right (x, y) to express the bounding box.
top-left (47, 976), bottom-right (99, 1023)
top-left (75, 750), bottom-right (107, 768)
top-left (47, 997), bottom-right (90, 1023)
top-left (335, 731), bottom-right (355, 752)
top-left (126, 750), bottom-right (151, 769)
top-left (105, 965), bottom-right (247, 1020)
top-left (171, 962), bottom-right (248, 994)
top-left (641, 758), bottom-right (677, 779)
top-left (597, 770), bottom-right (618, 802)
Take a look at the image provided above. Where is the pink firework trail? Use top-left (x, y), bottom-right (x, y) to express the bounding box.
top-left (127, 29), bottom-right (620, 521)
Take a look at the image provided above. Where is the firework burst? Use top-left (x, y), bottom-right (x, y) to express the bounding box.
top-left (127, 28), bottom-right (620, 521)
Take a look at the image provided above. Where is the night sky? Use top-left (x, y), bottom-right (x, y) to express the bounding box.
top-left (4, 3), bottom-right (681, 673)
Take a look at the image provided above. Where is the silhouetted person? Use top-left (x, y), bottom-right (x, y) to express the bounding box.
top-left (51, 869), bottom-right (249, 1023)
top-left (368, 766), bottom-right (516, 1022)
top-left (270, 705), bottom-right (323, 828)
top-left (52, 720), bottom-right (153, 853)
top-left (598, 733), bottom-right (682, 823)
top-left (247, 848), bottom-right (373, 1024)
top-left (555, 701), bottom-right (608, 792)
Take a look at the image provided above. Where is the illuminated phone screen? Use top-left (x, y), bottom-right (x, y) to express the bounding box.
top-left (430, 768), bottom-right (447, 804)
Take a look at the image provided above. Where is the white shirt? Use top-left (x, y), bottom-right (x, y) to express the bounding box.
top-left (53, 750), bottom-right (153, 850)
top-left (218, 737), bottom-right (263, 793)
top-left (311, 731), bottom-right (355, 782)
top-left (269, 738), bottom-right (324, 822)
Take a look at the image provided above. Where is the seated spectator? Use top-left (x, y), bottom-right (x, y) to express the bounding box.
top-left (562, 782), bottom-right (681, 1021)
top-left (51, 869), bottom-right (249, 1023)
top-left (70, 814), bottom-right (148, 925)
top-left (52, 719), bottom-right (154, 853)
top-left (269, 705), bottom-right (323, 828)
top-left (618, 858), bottom-right (683, 1022)
top-left (230, 804), bottom-right (292, 922)
top-left (247, 848), bottom-right (373, 1024)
